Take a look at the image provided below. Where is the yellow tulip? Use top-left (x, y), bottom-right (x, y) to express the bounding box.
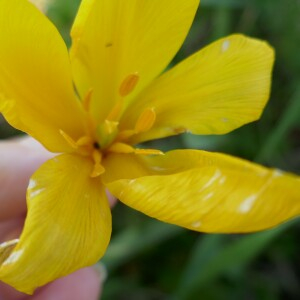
top-left (0, 0), bottom-right (299, 294)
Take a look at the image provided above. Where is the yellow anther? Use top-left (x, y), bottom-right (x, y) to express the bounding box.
top-left (119, 72), bottom-right (140, 97)
top-left (117, 129), bottom-right (136, 141)
top-left (135, 107), bottom-right (156, 133)
top-left (92, 150), bottom-right (102, 164)
top-left (108, 142), bottom-right (135, 154)
top-left (134, 149), bottom-right (164, 156)
top-left (83, 89), bottom-right (93, 112)
top-left (59, 130), bottom-right (78, 149)
top-left (90, 149), bottom-right (105, 178)
top-left (107, 99), bottom-right (124, 121)
top-left (76, 136), bottom-right (93, 147)
top-left (90, 164), bottom-right (105, 178)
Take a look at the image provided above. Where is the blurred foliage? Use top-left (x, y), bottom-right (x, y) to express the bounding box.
top-left (1, 0), bottom-right (300, 299)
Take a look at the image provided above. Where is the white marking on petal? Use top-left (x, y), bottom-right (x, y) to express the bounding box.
top-left (29, 188), bottom-right (45, 198)
top-left (201, 170), bottom-right (222, 190)
top-left (202, 192), bottom-right (214, 201)
top-left (238, 194), bottom-right (257, 213)
top-left (151, 166), bottom-right (166, 172)
top-left (129, 179), bottom-right (136, 185)
top-left (3, 249), bottom-right (24, 266)
top-left (28, 179), bottom-right (36, 189)
top-left (191, 221), bottom-right (202, 228)
top-left (0, 239), bottom-right (19, 249)
top-left (273, 169), bottom-right (284, 177)
top-left (221, 117), bottom-right (229, 123)
top-left (219, 176), bottom-right (226, 184)
top-left (221, 40), bottom-right (230, 52)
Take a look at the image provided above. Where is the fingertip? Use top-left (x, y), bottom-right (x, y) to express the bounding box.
top-left (0, 137), bottom-right (52, 220)
top-left (32, 267), bottom-right (102, 300)
top-left (0, 281), bottom-right (27, 300)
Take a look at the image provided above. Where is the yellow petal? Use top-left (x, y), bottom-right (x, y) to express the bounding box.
top-left (70, 0), bottom-right (199, 121)
top-left (103, 150), bottom-right (300, 233)
top-left (121, 35), bottom-right (275, 143)
top-left (0, 0), bottom-right (87, 152)
top-left (0, 154), bottom-right (111, 294)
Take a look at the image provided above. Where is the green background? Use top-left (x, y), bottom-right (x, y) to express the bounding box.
top-left (1, 0), bottom-right (299, 299)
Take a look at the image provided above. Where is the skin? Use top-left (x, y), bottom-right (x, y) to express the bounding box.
top-left (0, 137), bottom-right (111, 300)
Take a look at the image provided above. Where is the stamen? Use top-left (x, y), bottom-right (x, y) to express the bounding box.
top-left (119, 72), bottom-right (139, 97)
top-left (108, 142), bottom-right (135, 154)
top-left (87, 114), bottom-right (97, 136)
top-left (106, 99), bottom-right (124, 121)
top-left (59, 130), bottom-right (78, 149)
top-left (90, 164), bottom-right (105, 178)
top-left (81, 89), bottom-right (97, 136)
top-left (92, 150), bottom-right (102, 165)
top-left (117, 129), bottom-right (136, 141)
top-left (134, 149), bottom-right (164, 156)
top-left (83, 89), bottom-right (93, 112)
top-left (108, 142), bottom-right (164, 156)
top-left (90, 149), bottom-right (105, 178)
top-left (135, 107), bottom-right (156, 133)
top-left (76, 136), bottom-right (93, 147)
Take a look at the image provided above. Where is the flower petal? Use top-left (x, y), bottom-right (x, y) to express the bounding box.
top-left (0, 0), bottom-right (87, 152)
top-left (0, 154), bottom-right (111, 294)
top-left (103, 150), bottom-right (300, 233)
top-left (121, 35), bottom-right (275, 143)
top-left (70, 0), bottom-right (199, 121)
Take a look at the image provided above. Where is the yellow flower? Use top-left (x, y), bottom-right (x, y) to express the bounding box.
top-left (0, 0), bottom-right (299, 294)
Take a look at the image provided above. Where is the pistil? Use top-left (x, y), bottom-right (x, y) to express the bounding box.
top-left (68, 72), bottom-right (163, 178)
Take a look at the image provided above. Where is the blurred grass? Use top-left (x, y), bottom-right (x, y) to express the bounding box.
top-left (1, 0), bottom-right (300, 299)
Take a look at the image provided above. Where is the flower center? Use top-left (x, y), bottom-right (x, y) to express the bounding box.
top-left (59, 73), bottom-right (163, 178)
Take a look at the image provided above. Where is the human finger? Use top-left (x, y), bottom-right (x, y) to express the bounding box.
top-left (31, 267), bottom-right (102, 300)
top-left (0, 137), bottom-right (52, 220)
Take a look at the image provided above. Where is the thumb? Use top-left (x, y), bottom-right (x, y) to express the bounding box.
top-left (0, 137), bottom-right (53, 220)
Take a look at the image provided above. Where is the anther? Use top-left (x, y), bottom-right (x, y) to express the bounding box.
top-left (90, 150), bottom-right (105, 178)
top-left (135, 107), bottom-right (156, 133)
top-left (119, 72), bottom-right (140, 97)
top-left (116, 129), bottom-right (136, 141)
top-left (83, 89), bottom-right (93, 112)
top-left (90, 164), bottom-right (105, 178)
top-left (108, 143), bottom-right (135, 154)
top-left (76, 136), bottom-right (93, 147)
top-left (134, 149), bottom-right (164, 156)
top-left (92, 150), bottom-right (102, 164)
